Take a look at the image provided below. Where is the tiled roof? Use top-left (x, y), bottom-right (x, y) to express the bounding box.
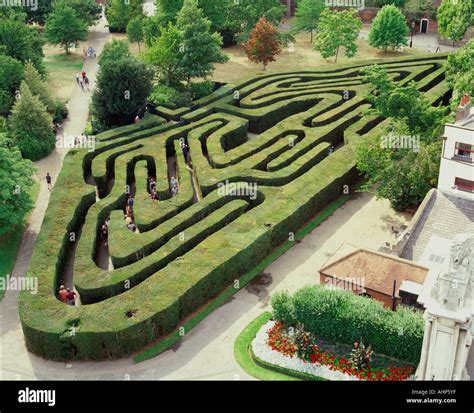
top-left (401, 190), bottom-right (474, 262)
top-left (320, 248), bottom-right (428, 297)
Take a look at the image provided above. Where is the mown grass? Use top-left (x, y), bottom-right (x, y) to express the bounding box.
top-left (0, 180), bottom-right (40, 301)
top-left (44, 52), bottom-right (84, 102)
top-left (133, 192), bottom-right (351, 363)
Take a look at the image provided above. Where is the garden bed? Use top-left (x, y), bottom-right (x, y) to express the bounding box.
top-left (252, 319), bottom-right (416, 381)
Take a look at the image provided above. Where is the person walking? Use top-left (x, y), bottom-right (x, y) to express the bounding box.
top-left (81, 70), bottom-right (87, 80)
top-left (127, 195), bottom-right (135, 209)
top-left (66, 288), bottom-right (77, 306)
top-left (75, 73), bottom-right (80, 84)
top-left (58, 285), bottom-right (68, 303)
top-left (101, 223), bottom-right (108, 246)
top-left (46, 173), bottom-right (52, 190)
top-left (79, 77), bottom-right (84, 91)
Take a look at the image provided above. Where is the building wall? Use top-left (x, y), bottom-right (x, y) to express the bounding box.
top-left (319, 273), bottom-right (398, 308)
top-left (438, 125), bottom-right (474, 200)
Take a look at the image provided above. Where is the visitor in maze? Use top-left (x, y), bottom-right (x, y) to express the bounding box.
top-left (58, 286), bottom-right (68, 304)
top-left (180, 140), bottom-right (190, 163)
top-left (170, 176), bottom-right (178, 196)
top-left (149, 178), bottom-right (156, 193)
top-left (127, 195), bottom-right (135, 208)
top-left (100, 223), bottom-right (108, 247)
top-left (66, 288), bottom-right (76, 306)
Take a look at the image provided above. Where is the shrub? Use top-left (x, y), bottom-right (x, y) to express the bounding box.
top-left (148, 83), bottom-right (181, 107)
top-left (271, 285), bottom-right (424, 364)
top-left (190, 80), bottom-right (214, 100)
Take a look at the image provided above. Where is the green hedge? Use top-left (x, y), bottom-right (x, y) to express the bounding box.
top-left (271, 285), bottom-right (424, 364)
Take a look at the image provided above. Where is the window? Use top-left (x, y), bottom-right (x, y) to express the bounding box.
top-left (454, 142), bottom-right (474, 161)
top-left (454, 177), bottom-right (474, 193)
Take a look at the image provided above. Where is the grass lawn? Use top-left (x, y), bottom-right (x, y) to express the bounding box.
top-left (43, 46), bottom-right (85, 102)
top-left (0, 180), bottom-right (40, 302)
top-left (134, 192), bottom-right (353, 363)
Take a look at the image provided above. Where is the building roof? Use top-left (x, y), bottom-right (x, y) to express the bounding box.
top-left (319, 246), bottom-right (429, 297)
top-left (401, 189), bottom-right (474, 262)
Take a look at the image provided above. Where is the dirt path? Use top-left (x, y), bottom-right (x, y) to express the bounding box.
top-left (0, 16), bottom-right (110, 380)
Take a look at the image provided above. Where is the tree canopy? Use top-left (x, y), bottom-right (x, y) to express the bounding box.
top-left (9, 83), bottom-right (56, 161)
top-left (92, 56), bottom-right (153, 126)
top-left (0, 134), bottom-right (35, 236)
top-left (292, 0), bottom-right (326, 42)
top-left (446, 39), bottom-right (474, 105)
top-left (437, 0), bottom-right (474, 44)
top-left (244, 17), bottom-right (282, 70)
top-left (45, 1), bottom-right (89, 54)
top-left (314, 9), bottom-right (362, 63)
top-left (176, 0), bottom-right (228, 84)
top-left (369, 5), bottom-right (409, 51)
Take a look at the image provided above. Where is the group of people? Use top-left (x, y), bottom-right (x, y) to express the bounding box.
top-left (76, 70), bottom-right (90, 91)
top-left (100, 216), bottom-right (110, 246)
top-left (58, 285), bottom-right (77, 306)
top-left (83, 46), bottom-right (96, 58)
top-left (124, 195), bottom-right (136, 232)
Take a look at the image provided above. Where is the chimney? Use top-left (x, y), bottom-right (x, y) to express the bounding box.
top-left (456, 94), bottom-right (471, 123)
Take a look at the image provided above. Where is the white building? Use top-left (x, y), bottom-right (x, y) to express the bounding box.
top-left (438, 94), bottom-right (474, 199)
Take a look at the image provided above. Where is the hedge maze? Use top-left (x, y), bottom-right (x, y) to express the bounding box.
top-left (19, 55), bottom-right (451, 360)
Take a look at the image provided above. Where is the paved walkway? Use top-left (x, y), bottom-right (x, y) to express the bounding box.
top-left (0, 16), bottom-right (110, 380)
top-left (0, 189), bottom-right (411, 380)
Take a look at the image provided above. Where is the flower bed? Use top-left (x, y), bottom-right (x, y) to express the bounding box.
top-left (252, 320), bottom-right (415, 381)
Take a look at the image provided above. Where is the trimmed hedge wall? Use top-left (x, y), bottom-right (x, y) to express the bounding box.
top-left (18, 54), bottom-right (449, 361)
top-left (271, 285), bottom-right (424, 364)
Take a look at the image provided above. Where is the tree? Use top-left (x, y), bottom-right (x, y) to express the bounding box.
top-left (446, 39), bottom-right (474, 105)
top-left (106, 0), bottom-right (144, 32)
top-left (9, 83), bottom-right (56, 161)
top-left (142, 23), bottom-right (186, 86)
top-left (292, 0), bottom-right (326, 42)
top-left (98, 39), bottom-right (132, 67)
top-left (23, 61), bottom-right (56, 114)
top-left (437, 0), bottom-right (474, 45)
top-left (92, 57), bottom-right (153, 126)
top-left (369, 5), bottom-right (409, 52)
top-left (244, 17), bottom-right (281, 71)
top-left (314, 9), bottom-right (362, 63)
top-left (356, 65), bottom-right (446, 210)
top-left (127, 16), bottom-right (144, 51)
top-left (176, 0), bottom-right (228, 85)
top-left (0, 134), bottom-right (35, 236)
top-left (68, 0), bottom-right (102, 26)
top-left (225, 0), bottom-right (286, 43)
top-left (0, 55), bottom-right (23, 114)
top-left (45, 1), bottom-right (88, 54)
top-left (0, 19), bottom-right (44, 73)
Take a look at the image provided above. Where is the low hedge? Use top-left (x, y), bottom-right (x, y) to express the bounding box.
top-left (271, 285), bottom-right (424, 364)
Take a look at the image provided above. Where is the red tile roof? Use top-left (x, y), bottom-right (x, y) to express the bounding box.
top-left (319, 248), bottom-right (429, 297)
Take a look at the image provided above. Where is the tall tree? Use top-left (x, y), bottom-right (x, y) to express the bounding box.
top-left (92, 56), bottom-right (153, 126)
top-left (0, 134), bottom-right (35, 236)
top-left (244, 17), bottom-right (282, 71)
top-left (314, 9), bottom-right (362, 63)
top-left (403, 0), bottom-right (435, 25)
top-left (0, 19), bottom-right (44, 73)
top-left (127, 16), bottom-right (144, 51)
top-left (369, 5), bottom-right (409, 52)
top-left (176, 0), bottom-right (228, 85)
top-left (226, 0), bottom-right (286, 43)
top-left (9, 83), bottom-right (56, 161)
top-left (142, 23), bottom-right (186, 86)
top-left (437, 0), bottom-right (474, 45)
top-left (98, 39), bottom-right (132, 67)
top-left (106, 0), bottom-right (144, 32)
top-left (23, 61), bottom-right (56, 114)
top-left (45, 1), bottom-right (88, 54)
top-left (0, 55), bottom-right (23, 114)
top-left (356, 65), bottom-right (446, 210)
top-left (446, 39), bottom-right (474, 105)
top-left (292, 0), bottom-right (326, 42)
